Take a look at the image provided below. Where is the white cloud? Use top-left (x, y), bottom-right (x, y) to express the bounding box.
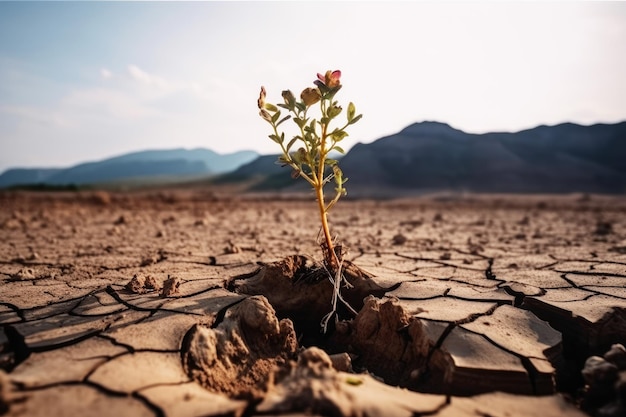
top-left (127, 64), bottom-right (169, 89)
top-left (100, 68), bottom-right (112, 79)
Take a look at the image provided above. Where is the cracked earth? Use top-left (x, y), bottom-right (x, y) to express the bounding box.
top-left (1, 190), bottom-right (625, 417)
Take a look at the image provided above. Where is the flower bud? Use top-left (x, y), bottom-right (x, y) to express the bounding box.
top-left (259, 109), bottom-right (272, 122)
top-left (282, 90), bottom-right (296, 107)
top-left (300, 87), bottom-right (321, 106)
top-left (257, 86), bottom-right (266, 109)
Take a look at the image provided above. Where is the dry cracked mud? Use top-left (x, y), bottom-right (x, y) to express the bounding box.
top-left (1, 190), bottom-right (625, 417)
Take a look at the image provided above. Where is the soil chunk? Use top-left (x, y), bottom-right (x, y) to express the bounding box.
top-left (182, 295), bottom-right (298, 400)
top-left (230, 255), bottom-right (393, 329)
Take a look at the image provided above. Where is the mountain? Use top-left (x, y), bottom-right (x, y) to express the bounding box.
top-left (222, 121), bottom-right (626, 196)
top-left (339, 121), bottom-right (626, 195)
top-left (0, 168), bottom-right (63, 188)
top-left (0, 148), bottom-right (259, 188)
top-left (213, 154), bottom-right (303, 190)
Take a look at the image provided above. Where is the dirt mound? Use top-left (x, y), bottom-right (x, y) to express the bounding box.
top-left (181, 296), bottom-right (298, 400)
top-left (229, 255), bottom-right (394, 329)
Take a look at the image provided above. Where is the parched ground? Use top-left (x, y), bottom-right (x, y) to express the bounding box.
top-left (1, 189), bottom-right (625, 417)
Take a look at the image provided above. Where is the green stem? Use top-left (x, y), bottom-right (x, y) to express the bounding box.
top-left (317, 111), bottom-right (339, 271)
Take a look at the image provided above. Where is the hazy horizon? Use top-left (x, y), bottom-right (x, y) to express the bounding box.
top-left (1, 1), bottom-right (625, 173)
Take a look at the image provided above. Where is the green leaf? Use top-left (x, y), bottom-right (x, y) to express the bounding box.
top-left (347, 102), bottom-right (356, 122)
top-left (333, 146), bottom-right (346, 154)
top-left (277, 103), bottom-right (290, 110)
top-left (331, 129), bottom-right (348, 141)
top-left (268, 134), bottom-right (281, 143)
top-left (271, 110), bottom-right (281, 124)
top-left (328, 105), bottom-right (342, 119)
top-left (286, 136), bottom-right (298, 152)
top-left (276, 115), bottom-right (291, 127)
top-left (348, 114), bottom-right (362, 125)
top-left (294, 117), bottom-right (306, 129)
top-left (277, 154), bottom-right (291, 165)
top-left (324, 158), bottom-right (338, 166)
top-left (264, 103), bottom-right (278, 112)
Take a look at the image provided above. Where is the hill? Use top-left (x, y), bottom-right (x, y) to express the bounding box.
top-left (339, 121), bottom-right (626, 195)
top-left (0, 148), bottom-right (258, 188)
top-left (223, 121), bottom-right (626, 196)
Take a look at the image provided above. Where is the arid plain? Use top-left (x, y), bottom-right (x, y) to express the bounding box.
top-left (1, 189), bottom-right (625, 417)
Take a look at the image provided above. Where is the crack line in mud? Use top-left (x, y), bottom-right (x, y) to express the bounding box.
top-left (224, 268), bottom-right (261, 292)
top-left (395, 252), bottom-right (486, 272)
top-left (170, 284), bottom-right (224, 299)
top-left (582, 286), bottom-right (626, 300)
top-left (560, 274), bottom-right (580, 289)
top-left (104, 285), bottom-right (203, 317)
top-left (211, 298), bottom-right (247, 329)
top-left (416, 396), bottom-right (453, 417)
top-left (29, 328), bottom-right (106, 354)
top-left (454, 303), bottom-right (499, 326)
top-left (556, 270), bottom-right (626, 278)
top-left (83, 348), bottom-right (183, 385)
top-left (0, 302), bottom-right (25, 322)
top-left (2, 325), bottom-right (30, 371)
top-left (537, 261), bottom-right (559, 270)
top-left (485, 258), bottom-right (497, 280)
top-left (21, 293), bottom-right (97, 321)
top-left (459, 323), bottom-right (555, 395)
top-left (96, 334), bottom-right (136, 354)
top-left (499, 284), bottom-right (543, 307)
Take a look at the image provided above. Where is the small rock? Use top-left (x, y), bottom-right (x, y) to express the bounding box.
top-left (125, 275), bottom-right (146, 294)
top-left (107, 226), bottom-right (120, 236)
top-left (224, 241), bottom-right (241, 254)
top-left (113, 215), bottom-right (126, 225)
top-left (12, 268), bottom-right (36, 280)
top-left (392, 234), bottom-right (407, 245)
top-left (161, 276), bottom-right (181, 297)
top-left (140, 254), bottom-right (159, 266)
top-left (144, 275), bottom-right (162, 292)
top-left (328, 353), bottom-right (352, 373)
top-left (298, 347), bottom-right (333, 376)
top-left (90, 191), bottom-right (111, 205)
top-left (162, 215), bottom-right (176, 225)
top-left (594, 220), bottom-right (613, 236)
top-left (583, 356), bottom-right (619, 386)
top-left (604, 344), bottom-right (626, 370)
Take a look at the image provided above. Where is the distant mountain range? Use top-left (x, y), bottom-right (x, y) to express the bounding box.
top-left (2, 121), bottom-right (625, 194)
top-left (224, 121), bottom-right (626, 195)
top-left (0, 148), bottom-right (259, 188)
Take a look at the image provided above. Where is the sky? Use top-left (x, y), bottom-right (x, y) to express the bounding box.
top-left (0, 1), bottom-right (625, 173)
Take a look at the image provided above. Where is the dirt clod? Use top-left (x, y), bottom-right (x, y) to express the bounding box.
top-left (161, 276), bottom-right (181, 297)
top-left (182, 295), bottom-right (298, 400)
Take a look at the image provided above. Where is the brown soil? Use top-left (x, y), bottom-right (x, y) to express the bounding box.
top-left (1, 189), bottom-right (626, 416)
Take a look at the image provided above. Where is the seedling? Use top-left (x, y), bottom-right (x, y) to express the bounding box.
top-left (258, 70), bottom-right (363, 331)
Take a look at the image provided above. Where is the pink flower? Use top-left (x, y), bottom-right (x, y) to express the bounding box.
top-left (316, 70), bottom-right (341, 89)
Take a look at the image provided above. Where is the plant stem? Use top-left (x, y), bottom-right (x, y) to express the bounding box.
top-left (317, 122), bottom-right (338, 271)
top-left (316, 180), bottom-right (336, 270)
